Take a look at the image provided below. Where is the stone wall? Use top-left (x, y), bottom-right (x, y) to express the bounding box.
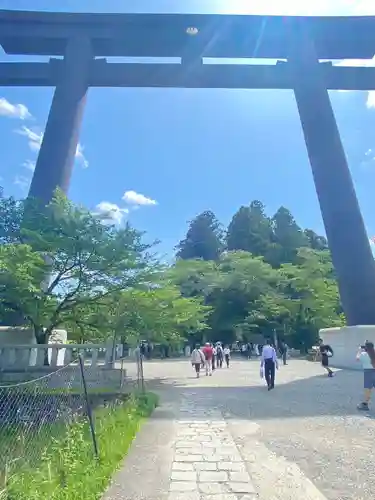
top-left (319, 325), bottom-right (375, 369)
top-left (0, 365), bottom-right (125, 391)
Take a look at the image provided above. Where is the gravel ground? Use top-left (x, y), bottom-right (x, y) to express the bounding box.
top-left (121, 358), bottom-right (375, 500)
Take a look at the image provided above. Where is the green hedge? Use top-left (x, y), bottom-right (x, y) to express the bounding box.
top-left (3, 392), bottom-right (158, 500)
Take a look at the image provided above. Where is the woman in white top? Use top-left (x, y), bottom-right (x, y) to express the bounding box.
top-left (191, 344), bottom-right (205, 378)
top-left (356, 341), bottom-right (375, 411)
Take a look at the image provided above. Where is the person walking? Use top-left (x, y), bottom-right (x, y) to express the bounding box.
top-left (224, 345), bottom-right (231, 368)
top-left (202, 342), bottom-right (214, 376)
top-left (212, 343), bottom-right (217, 371)
top-left (318, 338), bottom-right (334, 377)
top-left (191, 344), bottom-right (205, 378)
top-left (279, 341), bottom-right (288, 366)
top-left (260, 339), bottom-right (278, 390)
top-left (216, 343), bottom-right (224, 368)
top-left (356, 341), bottom-right (375, 411)
top-left (246, 342), bottom-right (252, 359)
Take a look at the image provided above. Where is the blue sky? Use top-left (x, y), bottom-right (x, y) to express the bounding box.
top-left (1, 0), bottom-right (375, 257)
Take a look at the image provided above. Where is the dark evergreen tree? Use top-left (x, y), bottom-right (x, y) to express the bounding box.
top-left (176, 211), bottom-right (223, 261)
top-left (304, 229), bottom-right (328, 251)
top-left (266, 206), bottom-right (308, 266)
top-left (227, 200), bottom-right (272, 256)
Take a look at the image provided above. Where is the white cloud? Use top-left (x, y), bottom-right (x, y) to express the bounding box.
top-left (22, 160), bottom-right (36, 172)
top-left (16, 126), bottom-right (89, 168)
top-left (16, 126), bottom-right (43, 151)
top-left (122, 190), bottom-right (157, 206)
top-left (13, 175), bottom-right (30, 191)
top-left (0, 97), bottom-right (32, 120)
top-left (76, 143), bottom-right (89, 169)
top-left (366, 92), bottom-right (375, 109)
top-left (94, 201), bottom-right (129, 225)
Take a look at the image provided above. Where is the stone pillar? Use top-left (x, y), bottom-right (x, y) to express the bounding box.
top-left (28, 37), bottom-right (92, 204)
top-left (288, 23), bottom-right (375, 326)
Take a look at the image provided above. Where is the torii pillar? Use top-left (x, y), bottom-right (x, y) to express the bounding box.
top-left (288, 24), bottom-right (375, 327)
top-left (28, 37), bottom-right (92, 205)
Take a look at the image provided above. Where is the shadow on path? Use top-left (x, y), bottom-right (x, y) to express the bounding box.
top-left (143, 368), bottom-right (370, 421)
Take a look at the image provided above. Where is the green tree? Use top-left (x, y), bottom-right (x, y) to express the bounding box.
top-left (280, 248), bottom-right (344, 350)
top-left (304, 229), bottom-right (328, 251)
top-left (176, 210), bottom-right (223, 261)
top-left (0, 188), bottom-right (23, 244)
top-left (227, 200), bottom-right (272, 256)
top-left (0, 191), bottom-right (156, 343)
top-left (266, 206), bottom-right (308, 266)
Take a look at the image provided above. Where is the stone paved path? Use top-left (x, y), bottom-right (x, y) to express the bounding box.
top-left (103, 359), bottom-right (375, 500)
top-left (170, 406), bottom-right (256, 500)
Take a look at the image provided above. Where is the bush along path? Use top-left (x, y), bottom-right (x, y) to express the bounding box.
top-left (4, 392), bottom-right (159, 500)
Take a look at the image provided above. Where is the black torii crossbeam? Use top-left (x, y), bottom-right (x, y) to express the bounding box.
top-left (1, 9), bottom-right (375, 326)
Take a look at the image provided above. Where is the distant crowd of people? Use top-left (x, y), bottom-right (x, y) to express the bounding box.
top-left (135, 335), bottom-right (375, 411)
top-left (191, 342), bottom-right (231, 377)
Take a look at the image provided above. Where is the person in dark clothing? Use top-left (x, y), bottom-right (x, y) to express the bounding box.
top-left (216, 343), bottom-right (224, 368)
top-left (279, 341), bottom-right (288, 366)
top-left (319, 338), bottom-right (334, 377)
top-left (246, 343), bottom-right (252, 359)
top-left (140, 342), bottom-right (146, 358)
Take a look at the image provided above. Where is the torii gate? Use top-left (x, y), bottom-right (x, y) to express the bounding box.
top-left (1, 10), bottom-right (375, 326)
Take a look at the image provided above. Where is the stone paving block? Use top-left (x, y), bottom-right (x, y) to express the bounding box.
top-left (218, 461), bottom-right (246, 472)
top-left (175, 454), bottom-right (205, 462)
top-left (175, 447), bottom-right (204, 455)
top-left (168, 493), bottom-right (200, 500)
top-left (200, 495), bottom-right (238, 500)
top-left (198, 482), bottom-right (224, 494)
top-left (215, 453), bottom-right (243, 462)
top-left (199, 470), bottom-right (228, 482)
top-left (227, 482), bottom-right (256, 494)
top-left (175, 441), bottom-right (204, 449)
top-left (229, 471), bottom-right (251, 482)
top-left (171, 471), bottom-right (197, 482)
top-left (193, 462), bottom-right (218, 471)
top-left (170, 481), bottom-right (198, 492)
top-left (172, 462), bottom-right (194, 471)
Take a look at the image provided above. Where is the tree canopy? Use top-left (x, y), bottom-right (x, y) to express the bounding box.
top-left (0, 190), bottom-right (208, 345)
top-left (173, 201), bottom-right (344, 349)
top-left (0, 188), bottom-right (343, 351)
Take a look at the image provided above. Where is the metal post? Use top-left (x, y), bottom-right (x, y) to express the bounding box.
top-left (28, 37), bottom-right (92, 204)
top-left (287, 20), bottom-right (375, 326)
top-left (139, 354), bottom-right (145, 393)
top-left (78, 354), bottom-right (98, 458)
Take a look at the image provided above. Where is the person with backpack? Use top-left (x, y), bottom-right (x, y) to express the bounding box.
top-left (318, 338), bottom-right (334, 377)
top-left (191, 344), bottom-right (205, 378)
top-left (216, 342), bottom-right (224, 368)
top-left (202, 342), bottom-right (214, 376)
top-left (356, 341), bottom-right (375, 411)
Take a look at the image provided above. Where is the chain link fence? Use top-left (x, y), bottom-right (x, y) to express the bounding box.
top-left (0, 355), bottom-right (122, 496)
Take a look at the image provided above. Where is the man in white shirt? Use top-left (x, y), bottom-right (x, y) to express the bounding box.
top-left (260, 340), bottom-right (279, 390)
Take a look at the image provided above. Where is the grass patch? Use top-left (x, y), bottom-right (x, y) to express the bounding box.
top-left (1, 391), bottom-right (158, 500)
